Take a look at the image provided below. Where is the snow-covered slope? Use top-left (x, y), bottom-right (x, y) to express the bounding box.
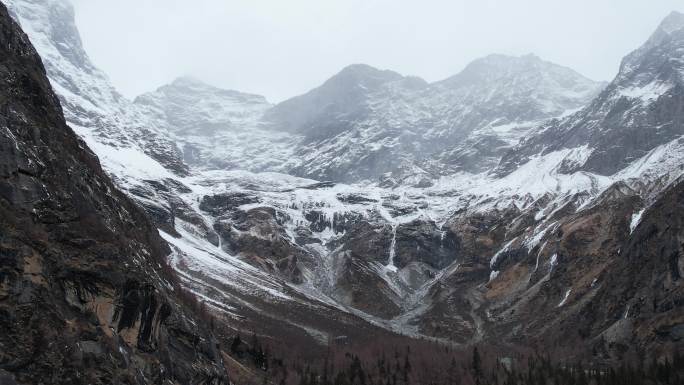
top-left (5, 0), bottom-right (190, 176)
top-left (134, 77), bottom-right (298, 171)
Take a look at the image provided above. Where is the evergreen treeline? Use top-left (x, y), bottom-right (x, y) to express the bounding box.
top-left (227, 333), bottom-right (684, 385)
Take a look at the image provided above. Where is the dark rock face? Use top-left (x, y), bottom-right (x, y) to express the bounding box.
top-left (200, 192), bottom-right (261, 216)
top-left (577, 179), bottom-right (684, 357)
top-left (332, 256), bottom-right (404, 319)
top-left (448, 179), bottom-right (684, 360)
top-left (301, 210), bottom-right (364, 235)
top-left (0, 4), bottom-right (227, 384)
top-left (127, 178), bottom-right (218, 242)
top-left (445, 206), bottom-right (530, 265)
top-left (331, 220), bottom-right (393, 265)
top-left (336, 193), bottom-right (378, 204)
top-left (214, 207), bottom-right (309, 283)
top-left (393, 220), bottom-right (458, 270)
top-left (304, 210), bottom-right (332, 233)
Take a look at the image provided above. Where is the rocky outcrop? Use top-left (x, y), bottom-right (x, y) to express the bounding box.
top-left (332, 256), bottom-right (404, 318)
top-left (200, 192), bottom-right (261, 216)
top-left (329, 219), bottom-right (393, 265)
top-left (0, 4), bottom-right (227, 383)
top-left (393, 220), bottom-right (458, 270)
top-left (200, 193), bottom-right (311, 283)
top-left (615, 178), bottom-right (684, 355)
top-left (127, 178), bottom-right (206, 237)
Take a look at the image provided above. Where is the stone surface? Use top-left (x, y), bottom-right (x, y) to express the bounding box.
top-left (0, 4), bottom-right (228, 383)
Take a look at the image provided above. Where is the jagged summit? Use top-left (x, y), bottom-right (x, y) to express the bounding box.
top-left (262, 63), bottom-right (417, 140)
top-left (622, 10), bottom-right (684, 70)
top-left (134, 74), bottom-right (283, 170)
top-left (611, 10), bottom-right (684, 88)
top-left (134, 75), bottom-right (273, 135)
top-left (655, 10), bottom-right (684, 35)
top-left (6, 0), bottom-right (192, 176)
top-left (331, 63), bottom-right (429, 91)
top-left (5, 0), bottom-right (95, 72)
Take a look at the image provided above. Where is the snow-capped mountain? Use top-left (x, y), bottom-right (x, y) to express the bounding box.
top-left (264, 55), bottom-right (604, 183)
top-left (497, 11), bottom-right (684, 177)
top-left (6, 0), bottom-right (684, 363)
top-left (141, 55), bottom-right (603, 185)
top-left (427, 54), bottom-right (604, 174)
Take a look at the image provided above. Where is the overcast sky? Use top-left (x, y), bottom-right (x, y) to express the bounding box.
top-left (71, 0), bottom-right (683, 103)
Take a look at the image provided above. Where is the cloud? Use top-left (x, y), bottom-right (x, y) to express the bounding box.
top-left (72, 0), bottom-right (683, 103)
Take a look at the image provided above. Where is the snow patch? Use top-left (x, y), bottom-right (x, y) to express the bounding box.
top-left (619, 81), bottom-right (671, 103)
top-left (489, 270), bottom-right (500, 282)
top-left (549, 254), bottom-right (558, 273)
top-left (490, 239), bottom-right (515, 268)
top-left (630, 208), bottom-right (646, 233)
top-left (557, 289), bottom-right (572, 307)
top-left (385, 225), bottom-right (399, 272)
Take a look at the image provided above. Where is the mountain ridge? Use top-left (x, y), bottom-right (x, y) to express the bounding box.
top-left (257, 52), bottom-right (605, 183)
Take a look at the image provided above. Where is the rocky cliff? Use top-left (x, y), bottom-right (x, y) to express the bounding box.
top-left (0, 3), bottom-right (227, 384)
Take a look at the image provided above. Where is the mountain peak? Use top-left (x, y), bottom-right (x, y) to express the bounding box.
top-left (617, 10), bottom-right (684, 80)
top-left (658, 11), bottom-right (684, 35)
top-left (455, 53), bottom-right (546, 77)
top-left (338, 63), bottom-right (395, 74)
top-left (144, 76), bottom-right (268, 104)
top-left (640, 11), bottom-right (684, 51)
top-left (170, 75), bottom-right (215, 89)
top-left (339, 63), bottom-right (381, 73)
top-left (329, 63), bottom-right (405, 86)
top-left (437, 53), bottom-right (596, 89)
top-left (480, 53), bottom-right (540, 63)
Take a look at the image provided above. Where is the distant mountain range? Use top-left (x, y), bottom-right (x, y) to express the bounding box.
top-left (133, 52), bottom-right (605, 184)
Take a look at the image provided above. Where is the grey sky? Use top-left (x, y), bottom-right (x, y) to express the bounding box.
top-left (71, 0), bottom-right (683, 103)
